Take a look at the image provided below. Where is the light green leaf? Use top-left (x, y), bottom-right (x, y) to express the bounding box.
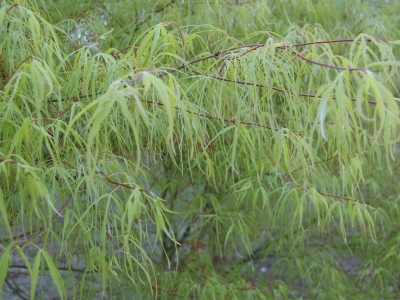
top-left (41, 249), bottom-right (66, 299)
top-left (0, 188), bottom-right (13, 241)
top-left (0, 244), bottom-right (12, 293)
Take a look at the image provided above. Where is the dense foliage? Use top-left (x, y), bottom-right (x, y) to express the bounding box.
top-left (1, 0), bottom-right (400, 299)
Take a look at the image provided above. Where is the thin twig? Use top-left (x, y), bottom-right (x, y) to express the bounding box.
top-left (189, 68), bottom-right (398, 106)
top-left (5, 276), bottom-right (30, 300)
top-left (6, 3), bottom-right (19, 13)
top-left (233, 37), bottom-right (387, 52)
top-left (18, 198), bottom-right (71, 248)
top-left (142, 99), bottom-right (306, 136)
top-left (285, 48), bottom-right (366, 71)
top-left (33, 103), bottom-right (73, 122)
top-left (1, 55), bottom-right (34, 91)
top-left (289, 179), bottom-right (376, 210)
top-left (9, 264), bottom-right (98, 274)
top-left (0, 157), bottom-right (19, 165)
top-left (96, 171), bottom-right (152, 194)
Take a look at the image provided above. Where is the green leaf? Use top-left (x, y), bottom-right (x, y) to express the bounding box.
top-left (41, 249), bottom-right (66, 299)
top-left (0, 244), bottom-right (12, 293)
top-left (31, 249), bottom-right (42, 299)
top-left (0, 188), bottom-right (13, 241)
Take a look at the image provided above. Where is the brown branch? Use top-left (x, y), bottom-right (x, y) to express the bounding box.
top-left (284, 48), bottom-right (366, 71)
top-left (96, 171), bottom-right (153, 195)
top-left (125, 52), bottom-right (219, 84)
top-left (234, 37), bottom-right (388, 52)
top-left (112, 46), bottom-right (135, 58)
top-left (59, 160), bottom-right (154, 195)
top-left (102, 219), bottom-right (120, 252)
top-left (33, 103), bottom-right (73, 122)
top-left (165, 21), bottom-right (185, 49)
top-left (0, 157), bottom-right (19, 165)
top-left (127, 66), bottom-right (155, 85)
top-left (18, 197), bottom-right (71, 248)
top-left (237, 38), bottom-right (389, 52)
top-left (1, 55), bottom-right (34, 91)
top-left (6, 3), bottom-right (19, 13)
top-left (316, 190), bottom-right (376, 210)
top-left (291, 38), bottom-right (389, 47)
top-left (118, 37), bottom-right (399, 106)
top-left (189, 68), bottom-right (399, 106)
top-left (217, 42), bottom-right (367, 71)
top-left (289, 179), bottom-right (376, 210)
top-left (220, 38), bottom-right (387, 72)
top-left (5, 276), bottom-right (30, 300)
top-left (290, 154), bottom-right (339, 175)
top-left (8, 264), bottom-right (98, 274)
top-left (142, 99), bottom-right (305, 136)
